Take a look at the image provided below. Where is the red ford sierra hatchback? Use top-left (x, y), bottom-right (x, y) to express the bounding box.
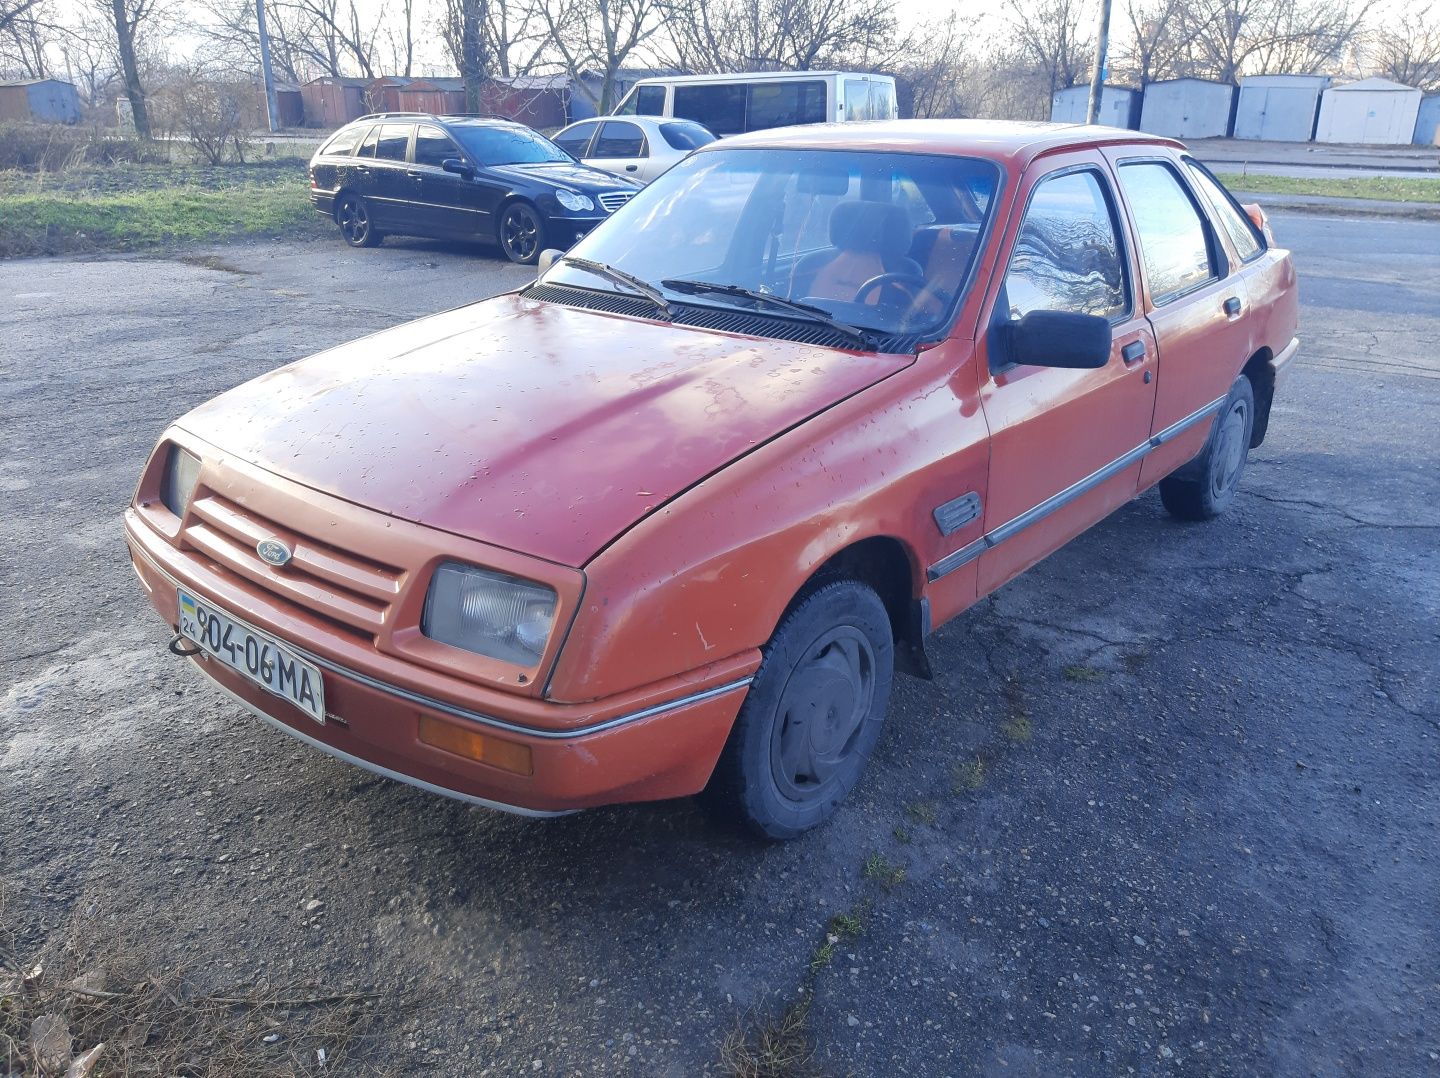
top-left (125, 120), bottom-right (1298, 840)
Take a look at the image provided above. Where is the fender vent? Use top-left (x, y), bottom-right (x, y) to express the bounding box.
top-left (933, 492), bottom-right (982, 536)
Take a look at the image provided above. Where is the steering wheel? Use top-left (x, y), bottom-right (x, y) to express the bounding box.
top-left (854, 272), bottom-right (929, 307)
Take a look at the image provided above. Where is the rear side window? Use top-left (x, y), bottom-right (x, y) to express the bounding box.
top-left (673, 83), bottom-right (747, 136)
top-left (374, 123), bottom-right (411, 162)
top-left (593, 120), bottom-right (645, 158)
top-left (554, 121), bottom-right (598, 157)
top-left (414, 124), bottom-right (459, 168)
top-left (1184, 162), bottom-right (1263, 262)
top-left (1004, 169), bottom-right (1129, 322)
top-left (746, 80), bottom-right (827, 131)
top-left (321, 126), bottom-right (363, 156)
top-left (659, 122), bottom-right (715, 151)
top-left (1118, 161), bottom-right (1217, 304)
top-left (356, 126), bottom-right (379, 157)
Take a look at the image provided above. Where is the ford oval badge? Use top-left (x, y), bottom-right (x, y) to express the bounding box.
top-left (256, 538), bottom-right (293, 567)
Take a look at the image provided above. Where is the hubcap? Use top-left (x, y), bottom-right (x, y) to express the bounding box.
top-left (1211, 398), bottom-right (1250, 498)
top-left (769, 626), bottom-right (876, 803)
top-left (503, 208), bottom-right (539, 260)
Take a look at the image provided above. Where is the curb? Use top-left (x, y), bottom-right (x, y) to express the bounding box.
top-left (1231, 191), bottom-right (1440, 221)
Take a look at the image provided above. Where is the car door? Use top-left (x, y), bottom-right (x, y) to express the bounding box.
top-left (974, 155), bottom-right (1159, 595)
top-left (585, 120), bottom-right (649, 180)
top-left (1101, 151), bottom-right (1256, 488)
top-left (365, 122), bottom-right (417, 232)
top-left (408, 123), bottom-right (481, 239)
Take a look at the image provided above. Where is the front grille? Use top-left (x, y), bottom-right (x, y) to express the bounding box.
top-left (598, 191), bottom-right (633, 213)
top-left (182, 493), bottom-right (403, 641)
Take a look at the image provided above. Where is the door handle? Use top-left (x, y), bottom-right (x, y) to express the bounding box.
top-left (1121, 340), bottom-right (1146, 365)
top-left (405, 170), bottom-right (424, 179)
top-left (625, 164), bottom-right (638, 172)
top-left (1223, 296), bottom-right (1242, 317)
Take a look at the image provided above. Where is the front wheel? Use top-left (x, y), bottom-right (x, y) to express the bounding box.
top-left (335, 194), bottom-right (380, 248)
top-left (702, 580), bottom-right (895, 841)
top-left (1160, 374), bottom-right (1256, 521)
top-left (498, 201), bottom-right (545, 264)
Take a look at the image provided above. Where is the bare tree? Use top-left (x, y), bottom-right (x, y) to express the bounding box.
top-left (1178, 0), bottom-right (1370, 83)
top-left (441, 0), bottom-right (489, 113)
top-left (281, 0), bottom-right (377, 78)
top-left (1114, 0), bottom-right (1206, 84)
top-left (664, 0), bottom-right (900, 73)
top-left (0, 0), bottom-right (53, 77)
top-left (540, 0), bottom-right (665, 111)
top-left (1005, 0), bottom-right (1092, 98)
top-left (98, 0), bottom-right (167, 136)
top-left (1370, 3), bottom-right (1440, 91)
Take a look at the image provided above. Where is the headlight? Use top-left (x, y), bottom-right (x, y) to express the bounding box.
top-left (160, 446), bottom-right (201, 518)
top-left (422, 562), bottom-right (557, 666)
top-left (555, 189), bottom-right (594, 212)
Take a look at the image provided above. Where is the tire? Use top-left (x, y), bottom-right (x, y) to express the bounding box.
top-left (498, 201), bottom-right (545, 264)
top-left (702, 580), bottom-right (895, 841)
top-left (335, 194), bottom-right (380, 248)
top-left (1160, 375), bottom-right (1256, 521)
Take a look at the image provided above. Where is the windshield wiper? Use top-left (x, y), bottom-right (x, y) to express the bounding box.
top-left (659, 279), bottom-right (873, 348)
top-left (558, 256), bottom-right (673, 321)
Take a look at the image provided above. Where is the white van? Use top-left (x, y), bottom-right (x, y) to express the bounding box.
top-left (611, 71), bottom-right (898, 136)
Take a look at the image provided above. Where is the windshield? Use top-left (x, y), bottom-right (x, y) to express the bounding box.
top-left (543, 147), bottom-right (1000, 339)
top-left (451, 126), bottom-right (570, 166)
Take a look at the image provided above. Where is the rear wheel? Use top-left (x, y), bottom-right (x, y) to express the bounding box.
top-left (336, 194), bottom-right (380, 248)
top-left (702, 580), bottom-right (894, 841)
top-left (1160, 375), bottom-right (1256, 521)
top-left (498, 201), bottom-right (545, 264)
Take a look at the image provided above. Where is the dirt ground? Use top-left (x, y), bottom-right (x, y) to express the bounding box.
top-left (2, 219), bottom-right (1438, 1076)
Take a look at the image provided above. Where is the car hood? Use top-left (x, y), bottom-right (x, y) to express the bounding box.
top-left (488, 160), bottom-right (635, 193)
top-left (177, 294), bottom-right (914, 567)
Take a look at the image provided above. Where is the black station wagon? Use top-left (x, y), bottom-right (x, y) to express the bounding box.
top-left (308, 114), bottom-right (641, 264)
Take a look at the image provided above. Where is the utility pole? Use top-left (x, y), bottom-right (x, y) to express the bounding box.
top-left (256, 0), bottom-right (280, 133)
top-left (1086, 0), bottom-right (1113, 125)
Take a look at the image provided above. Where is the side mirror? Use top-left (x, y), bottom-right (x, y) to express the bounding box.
top-left (537, 248), bottom-right (564, 274)
top-left (1003, 309), bottom-right (1112, 369)
top-left (441, 157), bottom-right (475, 180)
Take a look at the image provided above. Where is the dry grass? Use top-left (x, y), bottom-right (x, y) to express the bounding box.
top-left (720, 998), bottom-right (820, 1078)
top-left (0, 886), bottom-right (384, 1076)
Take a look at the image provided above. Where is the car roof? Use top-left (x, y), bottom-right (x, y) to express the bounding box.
top-left (633, 71), bottom-right (891, 84)
top-left (714, 119), bottom-right (1184, 167)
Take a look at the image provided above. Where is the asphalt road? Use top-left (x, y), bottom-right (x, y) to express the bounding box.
top-left (3, 219), bottom-right (1438, 1076)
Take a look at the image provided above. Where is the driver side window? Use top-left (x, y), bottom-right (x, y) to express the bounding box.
top-left (1004, 169), bottom-right (1128, 323)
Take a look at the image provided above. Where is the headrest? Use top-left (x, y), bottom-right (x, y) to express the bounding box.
top-left (829, 201), bottom-right (910, 260)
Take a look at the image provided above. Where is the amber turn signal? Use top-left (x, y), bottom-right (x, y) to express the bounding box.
top-left (417, 715), bottom-right (534, 776)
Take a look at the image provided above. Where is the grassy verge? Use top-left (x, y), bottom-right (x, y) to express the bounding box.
top-left (1215, 171), bottom-right (1440, 204)
top-left (0, 165), bottom-right (325, 258)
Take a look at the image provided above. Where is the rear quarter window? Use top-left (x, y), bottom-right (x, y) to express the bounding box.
top-left (659, 122), bottom-right (715, 151)
top-left (1184, 161), bottom-right (1265, 262)
top-left (321, 127), bottom-right (364, 157)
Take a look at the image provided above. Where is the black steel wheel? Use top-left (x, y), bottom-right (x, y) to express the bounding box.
top-left (1160, 374), bottom-right (1256, 521)
top-left (498, 201), bottom-right (545, 265)
top-left (702, 580), bottom-right (894, 841)
top-left (336, 193), bottom-right (380, 248)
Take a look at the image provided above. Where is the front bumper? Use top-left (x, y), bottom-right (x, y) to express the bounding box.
top-left (125, 512), bottom-right (753, 815)
top-left (547, 214), bottom-right (609, 248)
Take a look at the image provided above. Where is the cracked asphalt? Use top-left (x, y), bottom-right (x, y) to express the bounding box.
top-left (3, 216), bottom-right (1437, 1076)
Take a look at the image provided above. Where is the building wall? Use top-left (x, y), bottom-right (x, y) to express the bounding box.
top-left (302, 81), bottom-right (367, 128)
top-left (1139, 80), bottom-right (1236, 139)
top-left (1416, 95), bottom-right (1440, 146)
top-left (0, 80), bottom-right (81, 124)
top-left (1050, 86), bottom-right (1140, 128)
top-left (1234, 76), bottom-right (1328, 142)
top-left (1316, 87), bottom-right (1423, 144)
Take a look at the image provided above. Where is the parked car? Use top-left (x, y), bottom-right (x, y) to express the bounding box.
top-left (307, 113), bottom-right (640, 263)
top-left (552, 116), bottom-right (715, 182)
top-left (127, 120), bottom-right (1298, 840)
top-left (611, 70), bottom-right (898, 135)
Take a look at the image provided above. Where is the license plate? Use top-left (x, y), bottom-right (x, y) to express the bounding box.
top-left (177, 589), bottom-right (326, 724)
